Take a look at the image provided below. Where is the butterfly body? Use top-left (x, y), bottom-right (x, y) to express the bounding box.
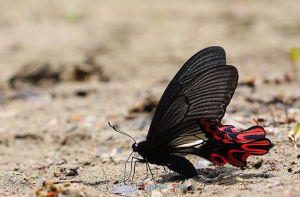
top-left (114, 46), bottom-right (272, 179)
top-left (133, 141), bottom-right (167, 165)
top-left (133, 141), bottom-right (199, 177)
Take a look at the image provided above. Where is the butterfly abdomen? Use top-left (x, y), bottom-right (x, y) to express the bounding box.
top-left (165, 155), bottom-right (197, 178)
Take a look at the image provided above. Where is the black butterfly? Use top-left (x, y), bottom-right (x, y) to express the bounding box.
top-left (109, 46), bottom-right (272, 181)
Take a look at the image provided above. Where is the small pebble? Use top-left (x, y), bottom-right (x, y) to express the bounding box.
top-left (101, 153), bottom-right (111, 162)
top-left (195, 159), bottom-right (210, 169)
top-left (110, 148), bottom-right (122, 157)
top-left (65, 167), bottom-right (78, 176)
top-left (109, 185), bottom-right (138, 195)
top-left (151, 190), bottom-right (163, 197)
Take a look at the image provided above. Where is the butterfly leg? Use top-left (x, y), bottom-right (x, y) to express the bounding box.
top-left (163, 165), bottom-right (167, 172)
top-left (143, 162), bottom-right (154, 181)
top-left (144, 164), bottom-right (149, 180)
top-left (124, 154), bottom-right (134, 183)
top-left (123, 151), bottom-right (134, 184)
top-left (131, 158), bottom-right (138, 182)
top-left (131, 157), bottom-right (145, 182)
top-left (145, 161), bottom-right (155, 181)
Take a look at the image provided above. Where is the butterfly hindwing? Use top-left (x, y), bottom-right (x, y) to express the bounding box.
top-left (177, 118), bottom-right (272, 166)
top-left (194, 138), bottom-right (272, 167)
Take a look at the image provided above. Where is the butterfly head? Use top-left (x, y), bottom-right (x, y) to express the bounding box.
top-left (132, 143), bottom-right (139, 152)
top-left (132, 141), bottom-right (148, 156)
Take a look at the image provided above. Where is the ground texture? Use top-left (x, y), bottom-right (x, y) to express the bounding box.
top-left (0, 0), bottom-right (300, 196)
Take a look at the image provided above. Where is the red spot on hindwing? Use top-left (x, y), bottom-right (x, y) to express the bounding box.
top-left (235, 127), bottom-right (265, 142)
top-left (227, 149), bottom-right (250, 166)
top-left (241, 140), bottom-right (270, 155)
top-left (209, 153), bottom-right (227, 165)
top-left (218, 125), bottom-right (238, 133)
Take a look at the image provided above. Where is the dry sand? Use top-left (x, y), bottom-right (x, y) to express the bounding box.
top-left (0, 0), bottom-right (300, 196)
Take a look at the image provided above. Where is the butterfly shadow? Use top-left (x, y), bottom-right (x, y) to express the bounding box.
top-left (195, 167), bottom-right (275, 185)
top-left (158, 166), bottom-right (274, 185)
top-left (158, 166), bottom-right (237, 183)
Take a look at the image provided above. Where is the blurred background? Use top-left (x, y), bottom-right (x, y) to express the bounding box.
top-left (1, 0), bottom-right (300, 83)
top-left (0, 0), bottom-right (300, 196)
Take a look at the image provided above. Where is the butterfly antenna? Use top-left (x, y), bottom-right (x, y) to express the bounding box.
top-left (108, 122), bottom-right (136, 143)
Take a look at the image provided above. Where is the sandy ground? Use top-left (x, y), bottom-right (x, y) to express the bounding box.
top-left (0, 0), bottom-right (300, 196)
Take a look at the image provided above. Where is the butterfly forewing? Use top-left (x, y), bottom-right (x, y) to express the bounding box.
top-left (183, 65), bottom-right (238, 120)
top-left (147, 65), bottom-right (238, 147)
top-left (147, 46), bottom-right (228, 145)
